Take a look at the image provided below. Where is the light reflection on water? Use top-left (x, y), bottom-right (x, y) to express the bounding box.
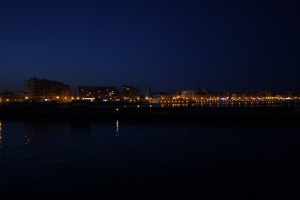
top-left (0, 119), bottom-right (300, 199)
top-left (116, 120), bottom-right (119, 136)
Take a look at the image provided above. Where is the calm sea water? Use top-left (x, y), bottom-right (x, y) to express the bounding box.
top-left (0, 119), bottom-right (300, 200)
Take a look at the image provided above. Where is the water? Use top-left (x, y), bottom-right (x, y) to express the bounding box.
top-left (0, 119), bottom-right (300, 199)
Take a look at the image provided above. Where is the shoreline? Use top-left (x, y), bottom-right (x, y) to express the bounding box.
top-left (0, 102), bottom-right (299, 120)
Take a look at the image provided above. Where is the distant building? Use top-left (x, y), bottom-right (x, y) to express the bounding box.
top-left (0, 92), bottom-right (14, 103)
top-left (195, 89), bottom-right (219, 101)
top-left (152, 92), bottom-right (171, 101)
top-left (145, 86), bottom-right (152, 99)
top-left (77, 86), bottom-right (119, 101)
top-left (264, 90), bottom-right (272, 98)
top-left (181, 90), bottom-right (195, 99)
top-left (0, 91), bottom-right (25, 103)
top-left (24, 77), bottom-right (71, 102)
top-left (121, 85), bottom-right (140, 101)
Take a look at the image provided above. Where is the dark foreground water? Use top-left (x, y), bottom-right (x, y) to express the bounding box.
top-left (0, 119), bottom-right (300, 200)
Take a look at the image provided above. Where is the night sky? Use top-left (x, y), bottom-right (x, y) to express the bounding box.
top-left (0, 0), bottom-right (299, 93)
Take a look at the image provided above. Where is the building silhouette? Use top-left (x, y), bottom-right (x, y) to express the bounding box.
top-left (24, 77), bottom-right (71, 102)
top-left (77, 86), bottom-right (119, 101)
top-left (121, 85), bottom-right (140, 101)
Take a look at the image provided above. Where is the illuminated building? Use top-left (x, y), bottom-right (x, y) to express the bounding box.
top-left (181, 90), bottom-right (196, 99)
top-left (194, 89), bottom-right (220, 101)
top-left (145, 86), bottom-right (152, 99)
top-left (77, 86), bottom-right (119, 101)
top-left (0, 92), bottom-right (14, 102)
top-left (152, 93), bottom-right (171, 100)
top-left (264, 90), bottom-right (272, 98)
top-left (121, 85), bottom-right (140, 101)
top-left (24, 77), bottom-right (71, 102)
top-left (0, 92), bottom-right (25, 102)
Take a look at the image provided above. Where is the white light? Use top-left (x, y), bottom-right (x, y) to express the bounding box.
top-left (116, 120), bottom-right (119, 134)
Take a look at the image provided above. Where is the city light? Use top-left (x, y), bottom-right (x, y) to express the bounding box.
top-left (0, 77), bottom-right (299, 106)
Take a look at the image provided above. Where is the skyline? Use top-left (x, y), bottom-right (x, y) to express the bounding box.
top-left (1, 76), bottom-right (299, 105)
top-left (1, 0), bottom-right (300, 92)
top-left (0, 76), bottom-right (300, 95)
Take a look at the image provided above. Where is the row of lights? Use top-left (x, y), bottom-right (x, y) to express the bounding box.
top-left (0, 95), bottom-right (299, 103)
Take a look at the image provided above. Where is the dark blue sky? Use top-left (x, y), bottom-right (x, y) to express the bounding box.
top-left (0, 0), bottom-right (299, 92)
